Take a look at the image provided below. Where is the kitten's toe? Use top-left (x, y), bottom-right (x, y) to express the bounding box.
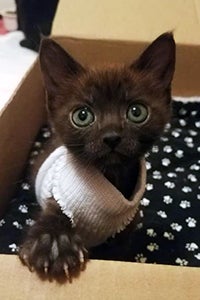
top-left (50, 234), bottom-right (88, 279)
top-left (19, 232), bottom-right (88, 281)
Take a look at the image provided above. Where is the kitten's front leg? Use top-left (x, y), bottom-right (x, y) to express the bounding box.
top-left (19, 199), bottom-right (88, 281)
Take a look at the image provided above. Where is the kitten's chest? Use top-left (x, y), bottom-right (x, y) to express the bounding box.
top-left (103, 162), bottom-right (140, 199)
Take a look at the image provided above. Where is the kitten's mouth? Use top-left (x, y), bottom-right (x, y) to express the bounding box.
top-left (101, 150), bottom-right (131, 166)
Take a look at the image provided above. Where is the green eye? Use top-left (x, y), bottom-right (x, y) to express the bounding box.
top-left (71, 107), bottom-right (95, 127)
top-left (127, 103), bottom-right (148, 123)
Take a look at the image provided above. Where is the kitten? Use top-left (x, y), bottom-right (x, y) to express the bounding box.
top-left (19, 32), bottom-right (175, 280)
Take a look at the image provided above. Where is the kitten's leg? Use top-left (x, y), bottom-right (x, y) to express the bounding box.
top-left (19, 199), bottom-right (88, 280)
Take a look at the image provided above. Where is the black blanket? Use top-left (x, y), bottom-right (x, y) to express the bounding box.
top-left (0, 101), bottom-right (200, 267)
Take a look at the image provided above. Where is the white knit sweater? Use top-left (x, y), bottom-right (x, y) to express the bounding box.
top-left (35, 146), bottom-right (146, 248)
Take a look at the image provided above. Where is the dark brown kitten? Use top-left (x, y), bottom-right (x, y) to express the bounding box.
top-left (19, 33), bottom-right (175, 281)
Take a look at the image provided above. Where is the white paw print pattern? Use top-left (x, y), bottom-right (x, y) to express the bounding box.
top-left (164, 123), bottom-right (171, 132)
top-left (21, 183), bottom-right (30, 191)
top-left (194, 253), bottom-right (200, 260)
top-left (152, 145), bottom-right (159, 153)
top-left (175, 167), bottom-right (185, 172)
top-left (146, 183), bottom-right (154, 191)
top-left (25, 219), bottom-right (35, 226)
top-left (136, 223), bottom-right (143, 230)
top-left (140, 198), bottom-right (150, 206)
top-left (195, 121), bottom-right (200, 128)
top-left (171, 130), bottom-right (180, 138)
top-left (175, 150), bottom-right (184, 158)
top-left (43, 130), bottom-right (51, 138)
top-left (179, 119), bottom-right (187, 127)
top-left (0, 219), bottom-right (5, 227)
top-left (179, 200), bottom-right (191, 209)
top-left (140, 210), bottom-right (144, 218)
top-left (152, 170), bottom-right (162, 180)
top-left (190, 164), bottom-right (200, 171)
top-left (187, 174), bottom-right (197, 182)
top-left (147, 243), bottom-right (159, 252)
top-left (163, 195), bottom-right (173, 204)
top-left (163, 145), bottom-right (173, 153)
top-left (160, 136), bottom-right (169, 142)
top-left (18, 204), bottom-right (28, 214)
top-left (187, 143), bottom-right (194, 149)
top-left (135, 254), bottom-right (147, 263)
top-left (179, 108), bottom-right (187, 115)
top-left (163, 232), bottom-right (174, 240)
top-left (175, 258), bottom-right (188, 266)
top-left (8, 243), bottom-right (19, 253)
top-left (162, 158), bottom-right (171, 167)
top-left (29, 159), bottom-right (35, 165)
top-left (171, 223), bottom-right (182, 232)
top-left (188, 129), bottom-right (197, 136)
top-left (186, 217), bottom-right (197, 228)
top-left (157, 211), bottom-right (167, 218)
top-left (146, 161), bottom-right (151, 170)
top-left (145, 152), bottom-right (150, 158)
top-left (197, 195), bottom-right (200, 200)
top-left (164, 181), bottom-right (175, 189)
top-left (34, 141), bottom-right (42, 148)
top-left (184, 138), bottom-right (194, 148)
top-left (182, 186), bottom-right (192, 193)
top-left (167, 172), bottom-right (177, 178)
top-left (146, 228), bottom-right (157, 237)
top-left (12, 221), bottom-right (23, 230)
top-left (184, 137), bottom-right (193, 144)
top-left (30, 150), bottom-right (39, 157)
top-left (191, 111), bottom-right (198, 116)
top-left (185, 243), bottom-right (199, 251)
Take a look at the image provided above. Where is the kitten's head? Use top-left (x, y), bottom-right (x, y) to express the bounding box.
top-left (40, 33), bottom-right (175, 168)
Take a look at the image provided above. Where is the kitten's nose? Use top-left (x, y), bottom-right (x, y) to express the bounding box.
top-left (103, 132), bottom-right (121, 149)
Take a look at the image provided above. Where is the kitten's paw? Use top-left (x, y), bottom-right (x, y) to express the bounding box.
top-left (19, 231), bottom-right (88, 281)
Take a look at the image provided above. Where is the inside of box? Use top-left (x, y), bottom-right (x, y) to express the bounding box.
top-left (0, 62), bottom-right (46, 212)
top-left (0, 37), bottom-right (200, 268)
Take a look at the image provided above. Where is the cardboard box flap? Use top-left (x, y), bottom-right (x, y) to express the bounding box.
top-left (0, 256), bottom-right (199, 300)
top-left (52, 0), bottom-right (200, 96)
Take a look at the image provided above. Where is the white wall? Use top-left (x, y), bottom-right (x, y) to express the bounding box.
top-left (0, 0), bottom-right (15, 11)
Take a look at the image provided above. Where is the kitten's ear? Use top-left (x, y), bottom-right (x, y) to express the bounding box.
top-left (39, 38), bottom-right (84, 95)
top-left (131, 32), bottom-right (175, 88)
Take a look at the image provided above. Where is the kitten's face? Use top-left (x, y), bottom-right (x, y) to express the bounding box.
top-left (40, 33), bottom-right (175, 168)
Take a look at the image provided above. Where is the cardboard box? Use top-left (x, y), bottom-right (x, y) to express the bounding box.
top-left (0, 255), bottom-right (199, 299)
top-left (0, 0), bottom-right (200, 298)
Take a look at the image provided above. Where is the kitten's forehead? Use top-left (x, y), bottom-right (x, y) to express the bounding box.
top-left (78, 66), bottom-right (163, 105)
top-left (80, 67), bottom-right (139, 103)
top-left (86, 67), bottom-right (134, 89)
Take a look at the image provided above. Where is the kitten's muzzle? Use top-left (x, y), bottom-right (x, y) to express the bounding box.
top-left (103, 132), bottom-right (121, 150)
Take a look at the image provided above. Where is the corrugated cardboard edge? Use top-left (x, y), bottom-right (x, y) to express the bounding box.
top-left (0, 255), bottom-right (199, 300)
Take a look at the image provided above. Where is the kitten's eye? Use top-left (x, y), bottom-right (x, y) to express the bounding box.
top-left (71, 107), bottom-right (95, 127)
top-left (127, 103), bottom-right (148, 124)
